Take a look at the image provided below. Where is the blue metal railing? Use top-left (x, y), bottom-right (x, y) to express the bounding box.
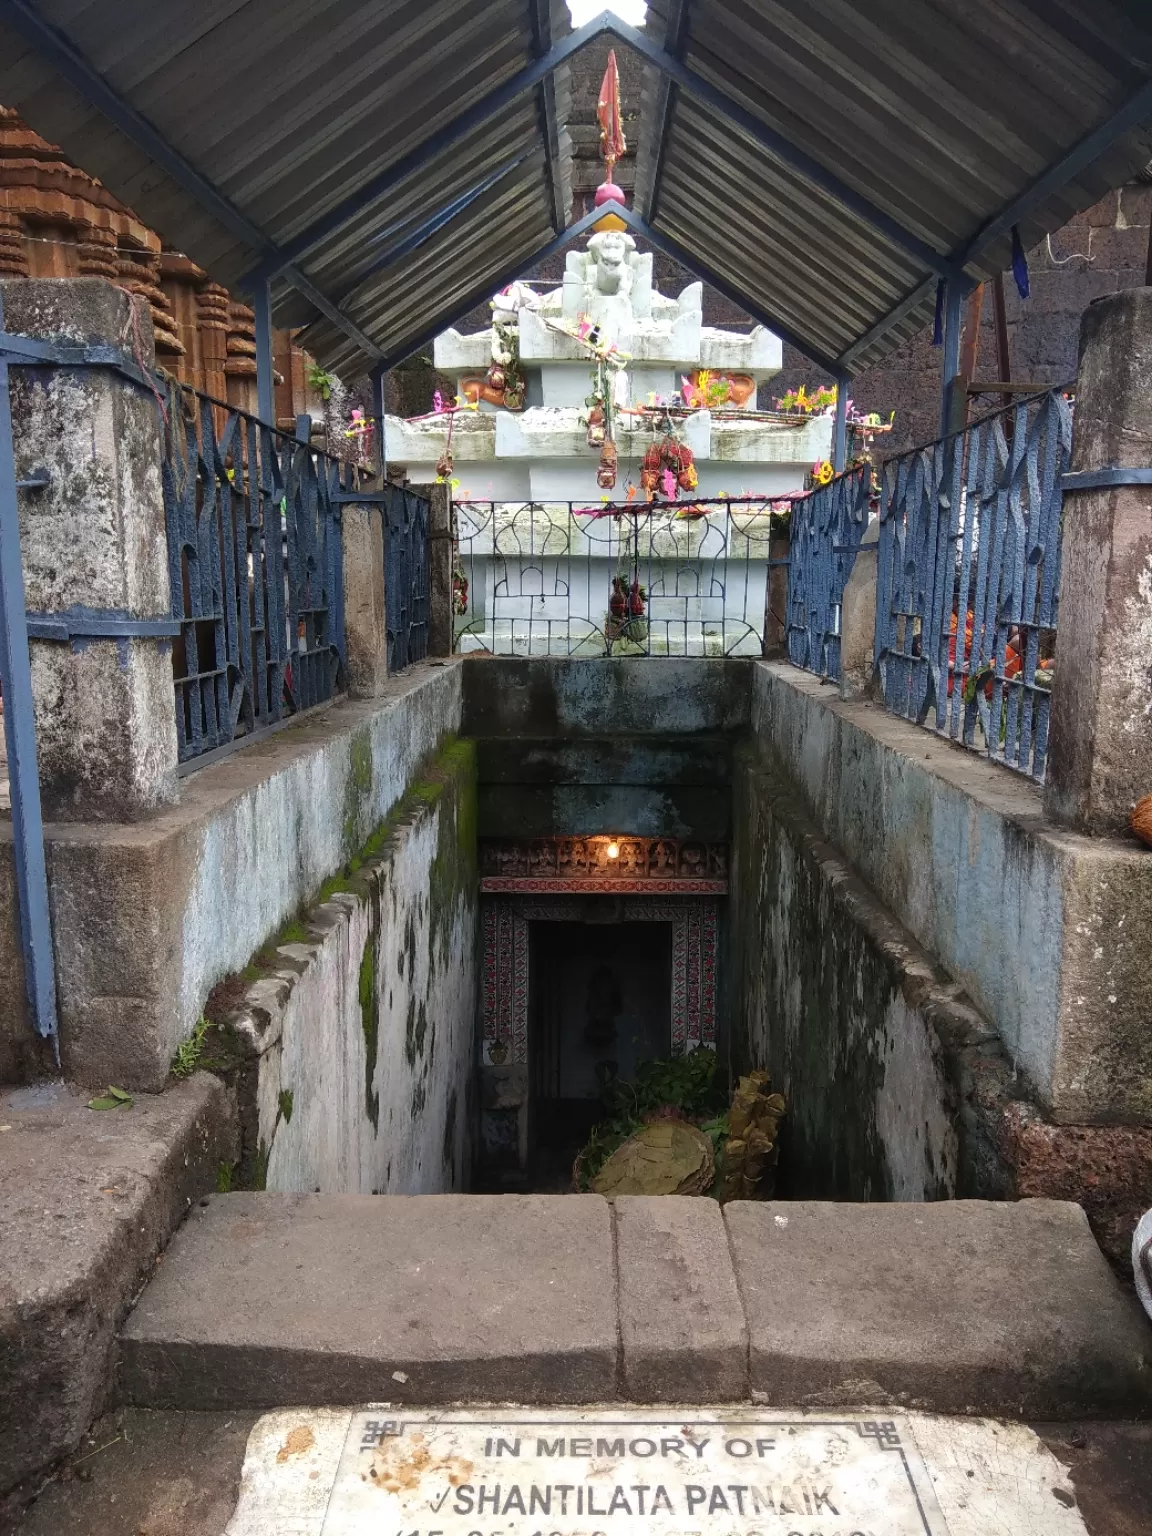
top-left (162, 381), bottom-right (351, 765)
top-left (874, 388), bottom-right (1073, 781)
top-left (785, 463), bottom-right (874, 678)
top-left (383, 484), bottom-right (429, 672)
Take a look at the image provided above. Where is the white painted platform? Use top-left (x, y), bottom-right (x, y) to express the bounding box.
top-left (224, 1406), bottom-right (1089, 1535)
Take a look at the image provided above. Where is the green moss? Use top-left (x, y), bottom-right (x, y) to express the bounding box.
top-left (215, 1160), bottom-right (235, 1193)
top-left (252, 1139), bottom-right (269, 1191)
top-left (359, 917), bottom-right (381, 1130)
top-left (276, 919), bottom-right (311, 948)
top-left (343, 725), bottom-right (375, 855)
top-left (278, 1088), bottom-right (294, 1124)
top-left (405, 994), bottom-right (429, 1069)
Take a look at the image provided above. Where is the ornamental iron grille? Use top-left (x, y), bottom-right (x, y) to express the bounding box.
top-left (161, 381), bottom-right (350, 765)
top-left (785, 463), bottom-right (874, 680)
top-left (875, 388), bottom-right (1072, 782)
top-left (452, 498), bottom-right (781, 656)
top-left (383, 484), bottom-right (430, 671)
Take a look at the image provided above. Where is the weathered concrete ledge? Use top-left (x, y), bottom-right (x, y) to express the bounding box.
top-left (0, 661), bottom-right (465, 1091)
top-left (209, 738), bottom-right (478, 1198)
top-left (750, 661), bottom-right (1152, 1124)
top-left (731, 751), bottom-right (1017, 1205)
top-left (0, 1073), bottom-right (236, 1494)
top-left (120, 1192), bottom-right (1152, 1419)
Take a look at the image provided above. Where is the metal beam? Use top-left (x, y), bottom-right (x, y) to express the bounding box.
top-left (371, 366), bottom-right (386, 476)
top-left (250, 14), bottom-right (615, 280)
top-left (252, 278), bottom-right (275, 426)
top-left (375, 204), bottom-right (608, 374)
top-left (338, 152), bottom-right (537, 306)
top-left (529, 0), bottom-right (568, 232)
top-left (643, 0), bottom-right (690, 225)
top-left (832, 374), bottom-right (849, 471)
top-left (939, 279), bottom-right (963, 438)
top-left (0, 0), bottom-right (384, 364)
top-left (614, 205), bottom-right (843, 375)
top-left (956, 79), bottom-right (1152, 267)
top-left (602, 15), bottom-right (960, 282)
top-left (0, 300), bottom-right (59, 1049)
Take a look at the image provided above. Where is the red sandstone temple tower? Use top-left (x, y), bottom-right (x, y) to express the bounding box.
top-left (0, 104), bottom-right (327, 431)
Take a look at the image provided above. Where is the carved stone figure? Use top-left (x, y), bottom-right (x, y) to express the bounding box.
top-left (562, 230), bottom-right (653, 342)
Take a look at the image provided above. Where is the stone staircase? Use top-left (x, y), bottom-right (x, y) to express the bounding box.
top-left (119, 1192), bottom-right (1152, 1419)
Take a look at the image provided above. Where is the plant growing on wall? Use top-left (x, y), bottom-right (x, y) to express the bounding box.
top-left (307, 363), bottom-right (334, 401)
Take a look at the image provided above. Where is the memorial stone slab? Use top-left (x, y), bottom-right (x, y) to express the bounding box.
top-left (223, 1407), bottom-right (1091, 1536)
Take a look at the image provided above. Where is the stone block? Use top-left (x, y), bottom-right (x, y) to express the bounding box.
top-left (463, 656), bottom-right (752, 738)
top-left (341, 501), bottom-right (387, 696)
top-left (1046, 288), bottom-right (1152, 834)
top-left (999, 1102), bottom-right (1152, 1272)
top-left (3, 278), bottom-right (178, 820)
top-left (0, 1073), bottom-right (237, 1493)
top-left (838, 514), bottom-right (879, 700)
top-left (121, 1193), bottom-right (618, 1408)
top-left (614, 1196), bottom-right (747, 1400)
top-left (726, 1199), bottom-right (1152, 1417)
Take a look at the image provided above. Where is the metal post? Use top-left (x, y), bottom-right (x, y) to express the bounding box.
top-left (832, 373), bottom-right (849, 471)
top-left (252, 277), bottom-right (275, 427)
top-left (0, 298), bottom-right (59, 1049)
top-left (371, 365), bottom-right (386, 478)
top-left (939, 279), bottom-right (964, 437)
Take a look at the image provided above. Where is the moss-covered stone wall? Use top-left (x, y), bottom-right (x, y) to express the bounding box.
top-left (730, 743), bottom-right (1015, 1202)
top-left (210, 736), bottom-right (479, 1195)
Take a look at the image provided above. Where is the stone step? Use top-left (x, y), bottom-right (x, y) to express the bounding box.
top-left (119, 1193), bottom-right (1152, 1419)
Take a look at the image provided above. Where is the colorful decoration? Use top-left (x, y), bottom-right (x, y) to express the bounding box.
top-left (640, 434), bottom-right (698, 496)
top-left (811, 459), bottom-right (835, 486)
top-left (681, 370), bottom-right (757, 410)
top-left (597, 439), bottom-right (619, 490)
top-left (597, 50), bottom-right (627, 178)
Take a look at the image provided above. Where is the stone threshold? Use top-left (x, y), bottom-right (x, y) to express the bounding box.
top-left (120, 1192), bottom-right (1152, 1420)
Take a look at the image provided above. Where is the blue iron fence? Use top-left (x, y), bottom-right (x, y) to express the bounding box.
top-left (451, 498), bottom-right (784, 656)
top-left (874, 388), bottom-right (1072, 781)
top-left (162, 382), bottom-right (351, 765)
top-left (383, 484), bottom-right (430, 671)
top-left (785, 463), bottom-right (875, 678)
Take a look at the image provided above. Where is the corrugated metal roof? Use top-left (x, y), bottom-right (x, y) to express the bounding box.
top-left (0, 0), bottom-right (573, 372)
top-left (635, 0), bottom-right (1152, 371)
top-left (1, 0), bottom-right (1151, 376)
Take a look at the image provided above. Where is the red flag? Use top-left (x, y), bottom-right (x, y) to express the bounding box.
top-left (597, 49), bottom-right (626, 177)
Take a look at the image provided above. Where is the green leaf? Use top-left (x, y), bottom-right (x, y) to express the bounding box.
top-left (107, 1085), bottom-right (132, 1102)
top-left (87, 1096), bottom-right (120, 1111)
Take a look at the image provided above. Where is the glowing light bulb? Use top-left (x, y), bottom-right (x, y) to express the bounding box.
top-left (607, 840), bottom-right (620, 860)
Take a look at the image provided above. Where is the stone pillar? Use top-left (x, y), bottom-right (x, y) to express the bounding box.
top-left (341, 500), bottom-right (387, 697)
top-left (838, 514), bottom-right (880, 700)
top-left (426, 483), bottom-right (455, 658)
top-left (762, 529), bottom-right (789, 657)
top-left (1045, 289), bottom-right (1152, 834)
top-left (4, 278), bottom-right (179, 821)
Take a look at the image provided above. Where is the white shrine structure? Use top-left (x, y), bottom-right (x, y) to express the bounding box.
top-left (385, 203), bottom-right (833, 654)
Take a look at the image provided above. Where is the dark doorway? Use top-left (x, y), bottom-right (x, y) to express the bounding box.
top-left (528, 920), bottom-right (673, 1191)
